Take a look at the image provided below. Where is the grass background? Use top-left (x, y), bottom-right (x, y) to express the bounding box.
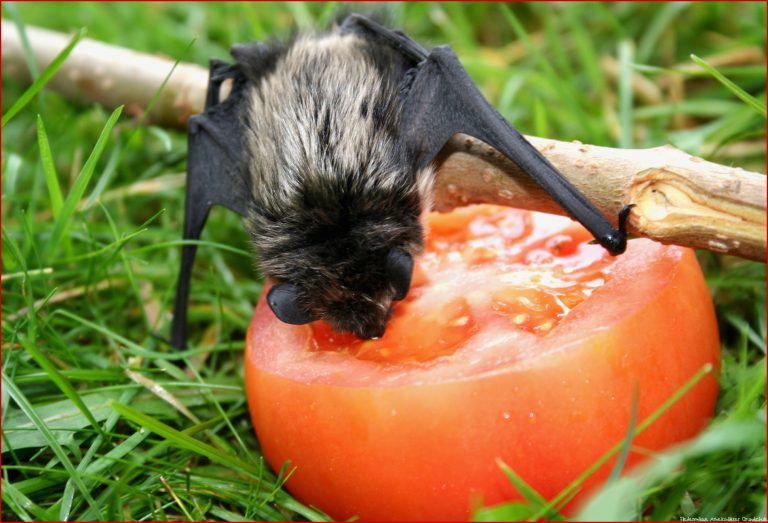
top-left (2, 2), bottom-right (765, 521)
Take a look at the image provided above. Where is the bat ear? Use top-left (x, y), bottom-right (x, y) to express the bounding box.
top-left (386, 249), bottom-right (414, 301)
top-left (267, 283), bottom-right (314, 325)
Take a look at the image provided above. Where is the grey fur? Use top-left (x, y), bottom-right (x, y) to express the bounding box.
top-left (239, 29), bottom-right (433, 339)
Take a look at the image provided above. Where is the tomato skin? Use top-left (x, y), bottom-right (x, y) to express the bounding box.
top-left (244, 211), bottom-right (719, 521)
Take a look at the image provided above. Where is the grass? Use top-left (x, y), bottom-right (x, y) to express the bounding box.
top-left (2, 2), bottom-right (765, 521)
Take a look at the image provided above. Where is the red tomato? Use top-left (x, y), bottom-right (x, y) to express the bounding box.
top-left (244, 205), bottom-right (719, 521)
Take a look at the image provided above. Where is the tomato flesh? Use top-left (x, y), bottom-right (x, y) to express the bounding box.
top-left (311, 208), bottom-right (614, 362)
top-left (245, 205), bottom-right (719, 521)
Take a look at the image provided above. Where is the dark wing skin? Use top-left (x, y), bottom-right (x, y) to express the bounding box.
top-left (169, 60), bottom-right (251, 349)
top-left (340, 14), bottom-right (428, 63)
top-left (342, 15), bottom-right (632, 256)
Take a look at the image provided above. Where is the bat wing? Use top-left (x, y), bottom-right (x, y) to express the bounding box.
top-left (340, 14), bottom-right (428, 63)
top-left (399, 46), bottom-right (631, 255)
top-left (342, 15), bottom-right (630, 256)
top-left (171, 42), bottom-right (291, 349)
top-left (170, 60), bottom-right (251, 349)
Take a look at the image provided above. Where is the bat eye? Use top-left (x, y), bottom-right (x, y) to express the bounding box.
top-left (386, 248), bottom-right (414, 301)
top-left (267, 283), bottom-right (314, 325)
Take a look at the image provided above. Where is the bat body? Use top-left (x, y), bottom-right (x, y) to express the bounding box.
top-left (239, 30), bottom-right (432, 339)
top-left (170, 15), bottom-right (632, 348)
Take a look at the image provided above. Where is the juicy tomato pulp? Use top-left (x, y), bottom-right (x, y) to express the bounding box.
top-left (245, 205), bottom-right (720, 521)
top-left (311, 206), bottom-right (613, 363)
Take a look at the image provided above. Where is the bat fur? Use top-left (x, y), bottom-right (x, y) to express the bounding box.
top-left (237, 29), bottom-right (434, 339)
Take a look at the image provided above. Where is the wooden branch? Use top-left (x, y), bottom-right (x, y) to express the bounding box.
top-left (1, 19), bottom-right (208, 127)
top-left (3, 20), bottom-right (765, 261)
top-left (437, 136), bottom-right (766, 261)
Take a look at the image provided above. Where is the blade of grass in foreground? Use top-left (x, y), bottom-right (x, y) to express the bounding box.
top-left (36, 116), bottom-right (64, 219)
top-left (109, 401), bottom-right (328, 521)
top-left (82, 37), bottom-right (195, 212)
top-left (618, 40), bottom-right (635, 149)
top-left (110, 401), bottom-right (262, 479)
top-left (474, 363), bottom-right (714, 521)
top-left (497, 458), bottom-right (563, 521)
top-left (43, 105), bottom-right (123, 262)
top-left (691, 54), bottom-right (767, 118)
top-left (18, 333), bottom-right (107, 440)
top-left (607, 384), bottom-right (639, 483)
top-left (2, 478), bottom-right (46, 521)
top-left (2, 372), bottom-right (100, 511)
top-left (534, 363), bottom-right (715, 519)
top-left (577, 418), bottom-right (765, 521)
top-left (57, 387), bottom-right (142, 522)
top-left (2, 28), bottom-right (85, 127)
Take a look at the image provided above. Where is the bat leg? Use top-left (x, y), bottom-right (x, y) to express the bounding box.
top-left (401, 45), bottom-right (631, 255)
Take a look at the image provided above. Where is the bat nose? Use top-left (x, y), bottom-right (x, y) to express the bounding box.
top-left (358, 323), bottom-right (386, 340)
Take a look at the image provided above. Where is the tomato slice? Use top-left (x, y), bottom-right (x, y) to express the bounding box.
top-left (245, 205), bottom-right (719, 521)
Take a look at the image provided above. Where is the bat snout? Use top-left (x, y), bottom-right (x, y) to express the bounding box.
top-left (356, 322), bottom-right (387, 340)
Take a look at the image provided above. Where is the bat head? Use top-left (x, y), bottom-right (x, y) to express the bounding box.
top-left (261, 236), bottom-right (421, 340)
top-left (248, 170), bottom-right (425, 340)
top-left (266, 247), bottom-right (414, 339)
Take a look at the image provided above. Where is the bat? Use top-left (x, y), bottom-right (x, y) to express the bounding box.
top-left (169, 14), bottom-right (633, 349)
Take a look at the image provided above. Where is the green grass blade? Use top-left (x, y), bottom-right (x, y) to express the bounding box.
top-left (98, 202), bottom-right (150, 329)
top-left (286, 2), bottom-right (314, 29)
top-left (691, 54), bottom-right (767, 118)
top-left (80, 39), bottom-right (192, 217)
top-left (109, 401), bottom-right (261, 479)
top-left (316, 2), bottom-right (340, 27)
top-left (531, 363), bottom-right (714, 519)
top-left (59, 387), bottom-right (140, 521)
top-left (578, 419), bottom-right (765, 521)
top-left (133, 37), bottom-right (196, 134)
top-left (130, 238), bottom-right (252, 258)
top-left (618, 40), bottom-right (635, 149)
top-left (2, 478), bottom-right (45, 522)
top-left (44, 105), bottom-right (123, 262)
top-left (54, 209), bottom-right (157, 265)
top-left (562, 6), bottom-right (605, 99)
top-left (2, 28), bottom-right (85, 127)
top-left (2, 371), bottom-right (100, 511)
top-left (501, 5), bottom-right (600, 142)
top-left (607, 384), bottom-right (639, 482)
top-left (4, 3), bottom-right (41, 80)
top-left (533, 97), bottom-right (549, 138)
top-left (184, 362), bottom-right (260, 467)
top-left (36, 115), bottom-right (64, 219)
top-left (496, 458), bottom-right (548, 509)
top-left (2, 153), bottom-right (23, 202)
top-left (637, 2), bottom-right (689, 64)
top-left (17, 333), bottom-right (107, 440)
top-left (725, 313), bottom-right (767, 354)
top-left (83, 428), bottom-right (149, 478)
top-left (2, 226), bottom-right (28, 272)
top-left (472, 460), bottom-right (565, 521)
top-left (474, 502), bottom-right (535, 522)
top-left (80, 142), bottom-right (121, 213)
top-left (49, 309), bottom-right (177, 359)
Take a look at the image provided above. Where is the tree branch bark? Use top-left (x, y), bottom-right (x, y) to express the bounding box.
top-left (437, 136), bottom-right (765, 261)
top-left (1, 19), bottom-right (208, 127)
top-left (3, 20), bottom-right (765, 261)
